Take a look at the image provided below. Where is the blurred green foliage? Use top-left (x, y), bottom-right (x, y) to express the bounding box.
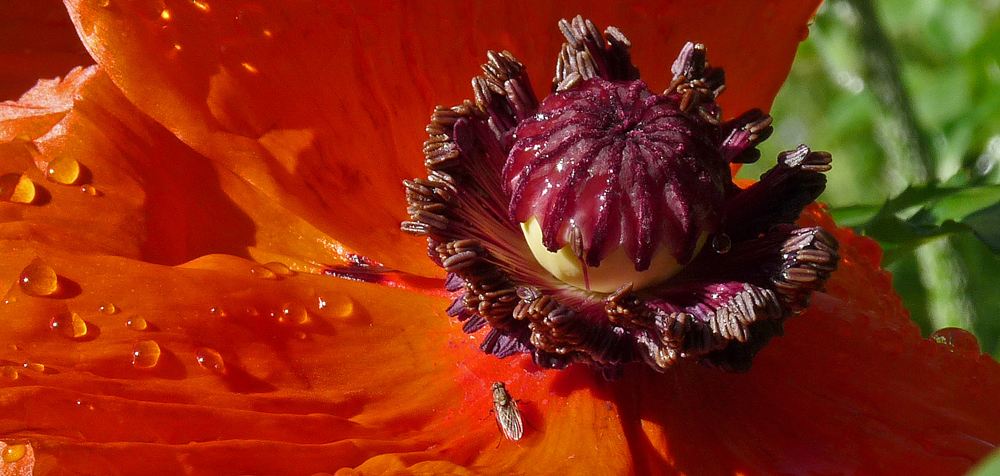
top-left (738, 0), bottom-right (1000, 356)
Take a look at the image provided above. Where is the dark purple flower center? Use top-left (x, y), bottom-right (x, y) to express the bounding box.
top-left (505, 78), bottom-right (731, 274)
top-left (400, 16), bottom-right (839, 377)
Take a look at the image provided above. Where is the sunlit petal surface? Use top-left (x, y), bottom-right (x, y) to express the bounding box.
top-left (63, 0), bottom-right (820, 276)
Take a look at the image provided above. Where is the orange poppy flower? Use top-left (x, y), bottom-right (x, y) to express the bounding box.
top-left (1, 1), bottom-right (999, 475)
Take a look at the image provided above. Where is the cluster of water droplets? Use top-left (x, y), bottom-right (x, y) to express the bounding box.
top-left (0, 137), bottom-right (103, 209)
top-left (4, 255), bottom-right (357, 382)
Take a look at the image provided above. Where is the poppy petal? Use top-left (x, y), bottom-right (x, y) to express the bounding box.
top-left (1, 210), bottom-right (998, 473)
top-left (611, 206), bottom-right (1000, 475)
top-left (62, 0), bottom-right (821, 275)
top-left (0, 245), bottom-right (463, 473)
top-left (0, 65), bottom-right (354, 271)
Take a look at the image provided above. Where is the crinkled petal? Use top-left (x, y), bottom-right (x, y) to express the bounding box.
top-left (62, 0), bottom-right (822, 275)
top-left (615, 206), bottom-right (1000, 475)
top-left (0, 65), bottom-right (353, 271)
top-left (1, 213), bottom-right (998, 473)
top-left (0, 245), bottom-right (455, 473)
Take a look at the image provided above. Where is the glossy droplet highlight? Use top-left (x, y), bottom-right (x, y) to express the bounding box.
top-left (250, 265), bottom-right (277, 279)
top-left (50, 312), bottom-right (88, 339)
top-left (191, 0), bottom-right (210, 12)
top-left (711, 234), bottom-right (732, 254)
top-left (45, 156), bottom-right (81, 185)
top-left (22, 362), bottom-right (45, 373)
top-left (2, 443), bottom-right (26, 463)
top-left (210, 306), bottom-right (227, 317)
top-left (281, 302), bottom-right (309, 325)
top-left (930, 327), bottom-right (981, 353)
top-left (126, 316), bottom-right (148, 331)
top-left (1, 366), bottom-right (18, 381)
top-left (0, 173), bottom-right (36, 204)
top-left (316, 293), bottom-right (355, 319)
top-left (81, 184), bottom-right (101, 196)
top-left (132, 340), bottom-right (161, 369)
top-left (19, 260), bottom-right (58, 296)
top-left (160, 9), bottom-right (171, 20)
top-left (99, 301), bottom-right (117, 315)
top-left (195, 347), bottom-right (226, 374)
top-left (263, 261), bottom-right (294, 276)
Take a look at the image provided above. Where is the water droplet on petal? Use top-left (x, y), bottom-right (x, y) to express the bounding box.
top-left (132, 340), bottom-right (161, 369)
top-left (293, 331), bottom-right (308, 340)
top-left (241, 62), bottom-right (259, 74)
top-left (250, 265), bottom-right (277, 279)
top-left (1, 443), bottom-right (26, 463)
top-left (263, 261), bottom-right (294, 276)
top-left (245, 306), bottom-right (259, 318)
top-left (45, 156), bottom-right (81, 185)
top-left (160, 8), bottom-right (171, 20)
top-left (22, 362), bottom-right (44, 373)
top-left (4, 297), bottom-right (16, 305)
top-left (18, 260), bottom-right (58, 296)
top-left (1, 366), bottom-right (19, 381)
top-left (126, 316), bottom-right (148, 331)
top-left (81, 184), bottom-right (101, 196)
top-left (195, 347), bottom-right (226, 374)
top-left (50, 312), bottom-right (88, 339)
top-left (0, 173), bottom-right (36, 204)
top-left (210, 307), bottom-right (227, 318)
top-left (97, 0), bottom-right (111, 7)
top-left (99, 301), bottom-right (117, 315)
top-left (930, 327), bottom-right (981, 353)
top-left (191, 0), bottom-right (210, 12)
top-left (315, 293), bottom-right (355, 319)
top-left (711, 233), bottom-right (732, 254)
top-left (281, 302), bottom-right (309, 325)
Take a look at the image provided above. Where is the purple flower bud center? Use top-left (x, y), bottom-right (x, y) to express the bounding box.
top-left (504, 78), bottom-right (731, 272)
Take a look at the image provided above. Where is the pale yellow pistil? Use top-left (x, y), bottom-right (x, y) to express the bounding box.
top-left (521, 217), bottom-right (707, 293)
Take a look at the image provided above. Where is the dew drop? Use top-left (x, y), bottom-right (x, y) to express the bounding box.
top-left (160, 8), bottom-right (171, 20)
top-left (241, 62), bottom-right (259, 74)
top-left (293, 331), bottom-right (308, 340)
top-left (4, 297), bottom-right (16, 305)
top-left (281, 302), bottom-right (309, 325)
top-left (81, 184), bottom-right (101, 196)
top-left (210, 306), bottom-right (227, 318)
top-left (263, 261), bottom-right (294, 276)
top-left (50, 312), bottom-right (88, 339)
top-left (132, 340), bottom-right (161, 369)
top-left (316, 293), bottom-right (355, 319)
top-left (45, 156), bottom-right (81, 185)
top-left (0, 173), bottom-right (36, 204)
top-left (930, 327), bottom-right (981, 353)
top-left (1, 366), bottom-right (18, 381)
top-left (711, 233), bottom-right (732, 254)
top-left (250, 265), bottom-right (277, 279)
top-left (191, 0), bottom-right (210, 12)
top-left (1, 443), bottom-right (26, 463)
top-left (126, 316), bottom-right (148, 331)
top-left (195, 347), bottom-right (226, 374)
top-left (99, 301), bottom-right (117, 315)
top-left (97, 0), bottom-right (111, 7)
top-left (245, 306), bottom-right (259, 318)
top-left (22, 362), bottom-right (45, 373)
top-left (19, 260), bottom-right (58, 297)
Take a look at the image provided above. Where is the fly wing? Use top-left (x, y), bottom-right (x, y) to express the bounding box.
top-left (496, 401), bottom-right (524, 441)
